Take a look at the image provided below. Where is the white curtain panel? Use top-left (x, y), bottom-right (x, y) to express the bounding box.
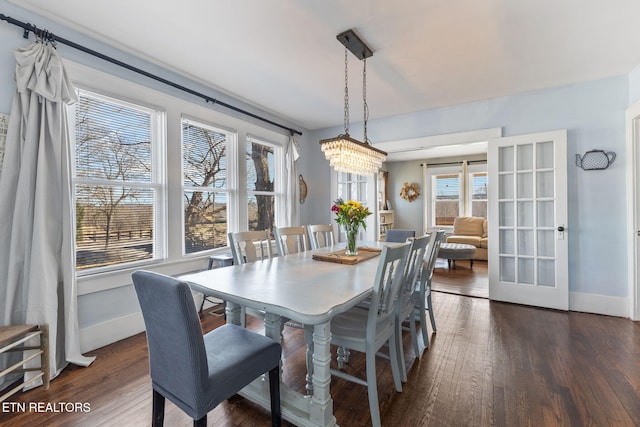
top-left (285, 134), bottom-right (300, 226)
top-left (0, 41), bottom-right (94, 389)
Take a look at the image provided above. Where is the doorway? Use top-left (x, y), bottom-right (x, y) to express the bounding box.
top-left (374, 128), bottom-right (500, 298)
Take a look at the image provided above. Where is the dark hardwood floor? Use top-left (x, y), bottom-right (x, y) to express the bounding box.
top-left (2, 292), bottom-right (639, 426)
top-left (432, 258), bottom-right (489, 298)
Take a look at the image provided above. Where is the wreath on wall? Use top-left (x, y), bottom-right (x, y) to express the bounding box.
top-left (400, 182), bottom-right (420, 202)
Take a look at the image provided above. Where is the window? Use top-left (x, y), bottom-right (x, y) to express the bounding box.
top-left (66, 63), bottom-right (289, 285)
top-left (469, 172), bottom-right (488, 218)
top-left (432, 174), bottom-right (461, 226)
top-left (73, 90), bottom-right (164, 271)
top-left (246, 137), bottom-right (278, 233)
top-left (182, 119), bottom-right (231, 254)
top-left (336, 172), bottom-right (369, 238)
top-left (337, 172), bottom-right (368, 203)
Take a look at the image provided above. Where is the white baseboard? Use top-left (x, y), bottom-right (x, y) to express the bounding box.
top-left (80, 312), bottom-right (145, 353)
top-left (569, 291), bottom-right (628, 318)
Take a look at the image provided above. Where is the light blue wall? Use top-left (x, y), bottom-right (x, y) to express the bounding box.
top-left (303, 76), bottom-right (629, 298)
top-left (386, 161), bottom-right (423, 230)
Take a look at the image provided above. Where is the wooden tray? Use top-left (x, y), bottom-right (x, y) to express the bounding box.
top-left (312, 246), bottom-right (381, 265)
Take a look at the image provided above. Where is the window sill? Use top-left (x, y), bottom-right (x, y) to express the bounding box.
top-left (77, 251), bottom-right (229, 296)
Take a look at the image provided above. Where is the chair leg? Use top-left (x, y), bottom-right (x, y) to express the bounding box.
top-left (199, 294), bottom-right (206, 313)
top-left (419, 299), bottom-right (430, 349)
top-left (427, 291), bottom-right (437, 332)
top-left (365, 348), bottom-right (382, 427)
top-left (388, 334), bottom-right (403, 393)
top-left (408, 313), bottom-right (420, 360)
top-left (152, 389), bottom-right (165, 427)
top-left (269, 366), bottom-right (282, 427)
top-left (194, 416), bottom-right (206, 427)
top-left (395, 317), bottom-right (408, 383)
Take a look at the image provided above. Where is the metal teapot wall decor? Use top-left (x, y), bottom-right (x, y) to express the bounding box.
top-left (575, 149), bottom-right (616, 170)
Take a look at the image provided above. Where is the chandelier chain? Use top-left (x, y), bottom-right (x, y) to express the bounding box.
top-left (363, 58), bottom-right (369, 144)
top-left (344, 48), bottom-right (350, 135)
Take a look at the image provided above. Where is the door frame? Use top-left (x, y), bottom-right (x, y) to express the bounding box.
top-left (625, 100), bottom-right (640, 321)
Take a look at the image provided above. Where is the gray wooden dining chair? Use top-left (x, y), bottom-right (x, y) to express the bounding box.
top-left (414, 230), bottom-right (446, 349)
top-left (395, 233), bottom-right (432, 382)
top-left (273, 225), bottom-right (314, 389)
top-left (228, 230), bottom-right (273, 264)
top-left (274, 226), bottom-right (308, 256)
top-left (228, 230), bottom-right (275, 327)
top-left (132, 270), bottom-right (282, 427)
top-left (307, 224), bottom-right (335, 249)
top-left (329, 242), bottom-right (411, 427)
top-left (385, 229), bottom-right (416, 243)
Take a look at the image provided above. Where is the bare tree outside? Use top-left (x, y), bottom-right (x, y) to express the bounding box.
top-left (74, 93), bottom-right (154, 269)
top-left (182, 122), bottom-right (228, 253)
top-left (247, 140), bottom-right (275, 233)
top-left (249, 142), bottom-right (274, 231)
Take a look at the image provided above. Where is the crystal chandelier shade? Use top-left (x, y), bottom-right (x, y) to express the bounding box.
top-left (320, 135), bottom-right (386, 176)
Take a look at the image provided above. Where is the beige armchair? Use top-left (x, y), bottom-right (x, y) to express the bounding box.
top-left (445, 216), bottom-right (488, 260)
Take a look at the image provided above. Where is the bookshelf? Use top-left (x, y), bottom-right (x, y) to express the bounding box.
top-left (379, 210), bottom-right (394, 241)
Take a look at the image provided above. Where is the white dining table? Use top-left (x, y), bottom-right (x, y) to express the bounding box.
top-left (179, 241), bottom-right (390, 427)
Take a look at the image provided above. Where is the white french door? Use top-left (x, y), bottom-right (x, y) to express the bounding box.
top-left (488, 130), bottom-right (568, 310)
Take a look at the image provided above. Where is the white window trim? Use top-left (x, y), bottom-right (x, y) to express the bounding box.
top-left (428, 166), bottom-right (463, 228)
top-left (70, 88), bottom-right (168, 277)
top-left (331, 171), bottom-right (377, 242)
top-left (246, 135), bottom-right (286, 230)
top-left (180, 117), bottom-right (237, 256)
top-left (467, 165), bottom-right (488, 218)
top-left (63, 60), bottom-right (289, 295)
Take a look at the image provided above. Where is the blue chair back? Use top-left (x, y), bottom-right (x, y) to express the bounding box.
top-left (385, 229), bottom-right (416, 243)
top-left (132, 271), bottom-right (208, 405)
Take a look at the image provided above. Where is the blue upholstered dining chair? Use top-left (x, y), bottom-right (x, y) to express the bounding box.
top-left (385, 229), bottom-right (416, 243)
top-left (132, 271), bottom-right (282, 427)
top-left (329, 242), bottom-right (411, 427)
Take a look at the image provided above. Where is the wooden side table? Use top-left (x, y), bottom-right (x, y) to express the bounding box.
top-left (0, 324), bottom-right (50, 402)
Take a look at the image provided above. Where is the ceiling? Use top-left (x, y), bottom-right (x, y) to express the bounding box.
top-left (9, 0), bottom-right (640, 131)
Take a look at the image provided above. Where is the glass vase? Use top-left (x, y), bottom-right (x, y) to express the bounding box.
top-left (344, 225), bottom-right (359, 256)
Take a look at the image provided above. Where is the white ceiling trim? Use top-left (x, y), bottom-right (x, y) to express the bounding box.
top-left (375, 128), bottom-right (501, 162)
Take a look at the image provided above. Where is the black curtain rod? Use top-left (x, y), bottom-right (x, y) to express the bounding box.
top-left (419, 159), bottom-right (487, 167)
top-left (0, 13), bottom-right (302, 136)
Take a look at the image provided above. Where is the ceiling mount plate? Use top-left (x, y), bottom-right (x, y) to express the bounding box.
top-left (337, 29), bottom-right (373, 60)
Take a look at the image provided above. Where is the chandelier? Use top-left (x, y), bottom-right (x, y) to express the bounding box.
top-left (320, 29), bottom-right (387, 176)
